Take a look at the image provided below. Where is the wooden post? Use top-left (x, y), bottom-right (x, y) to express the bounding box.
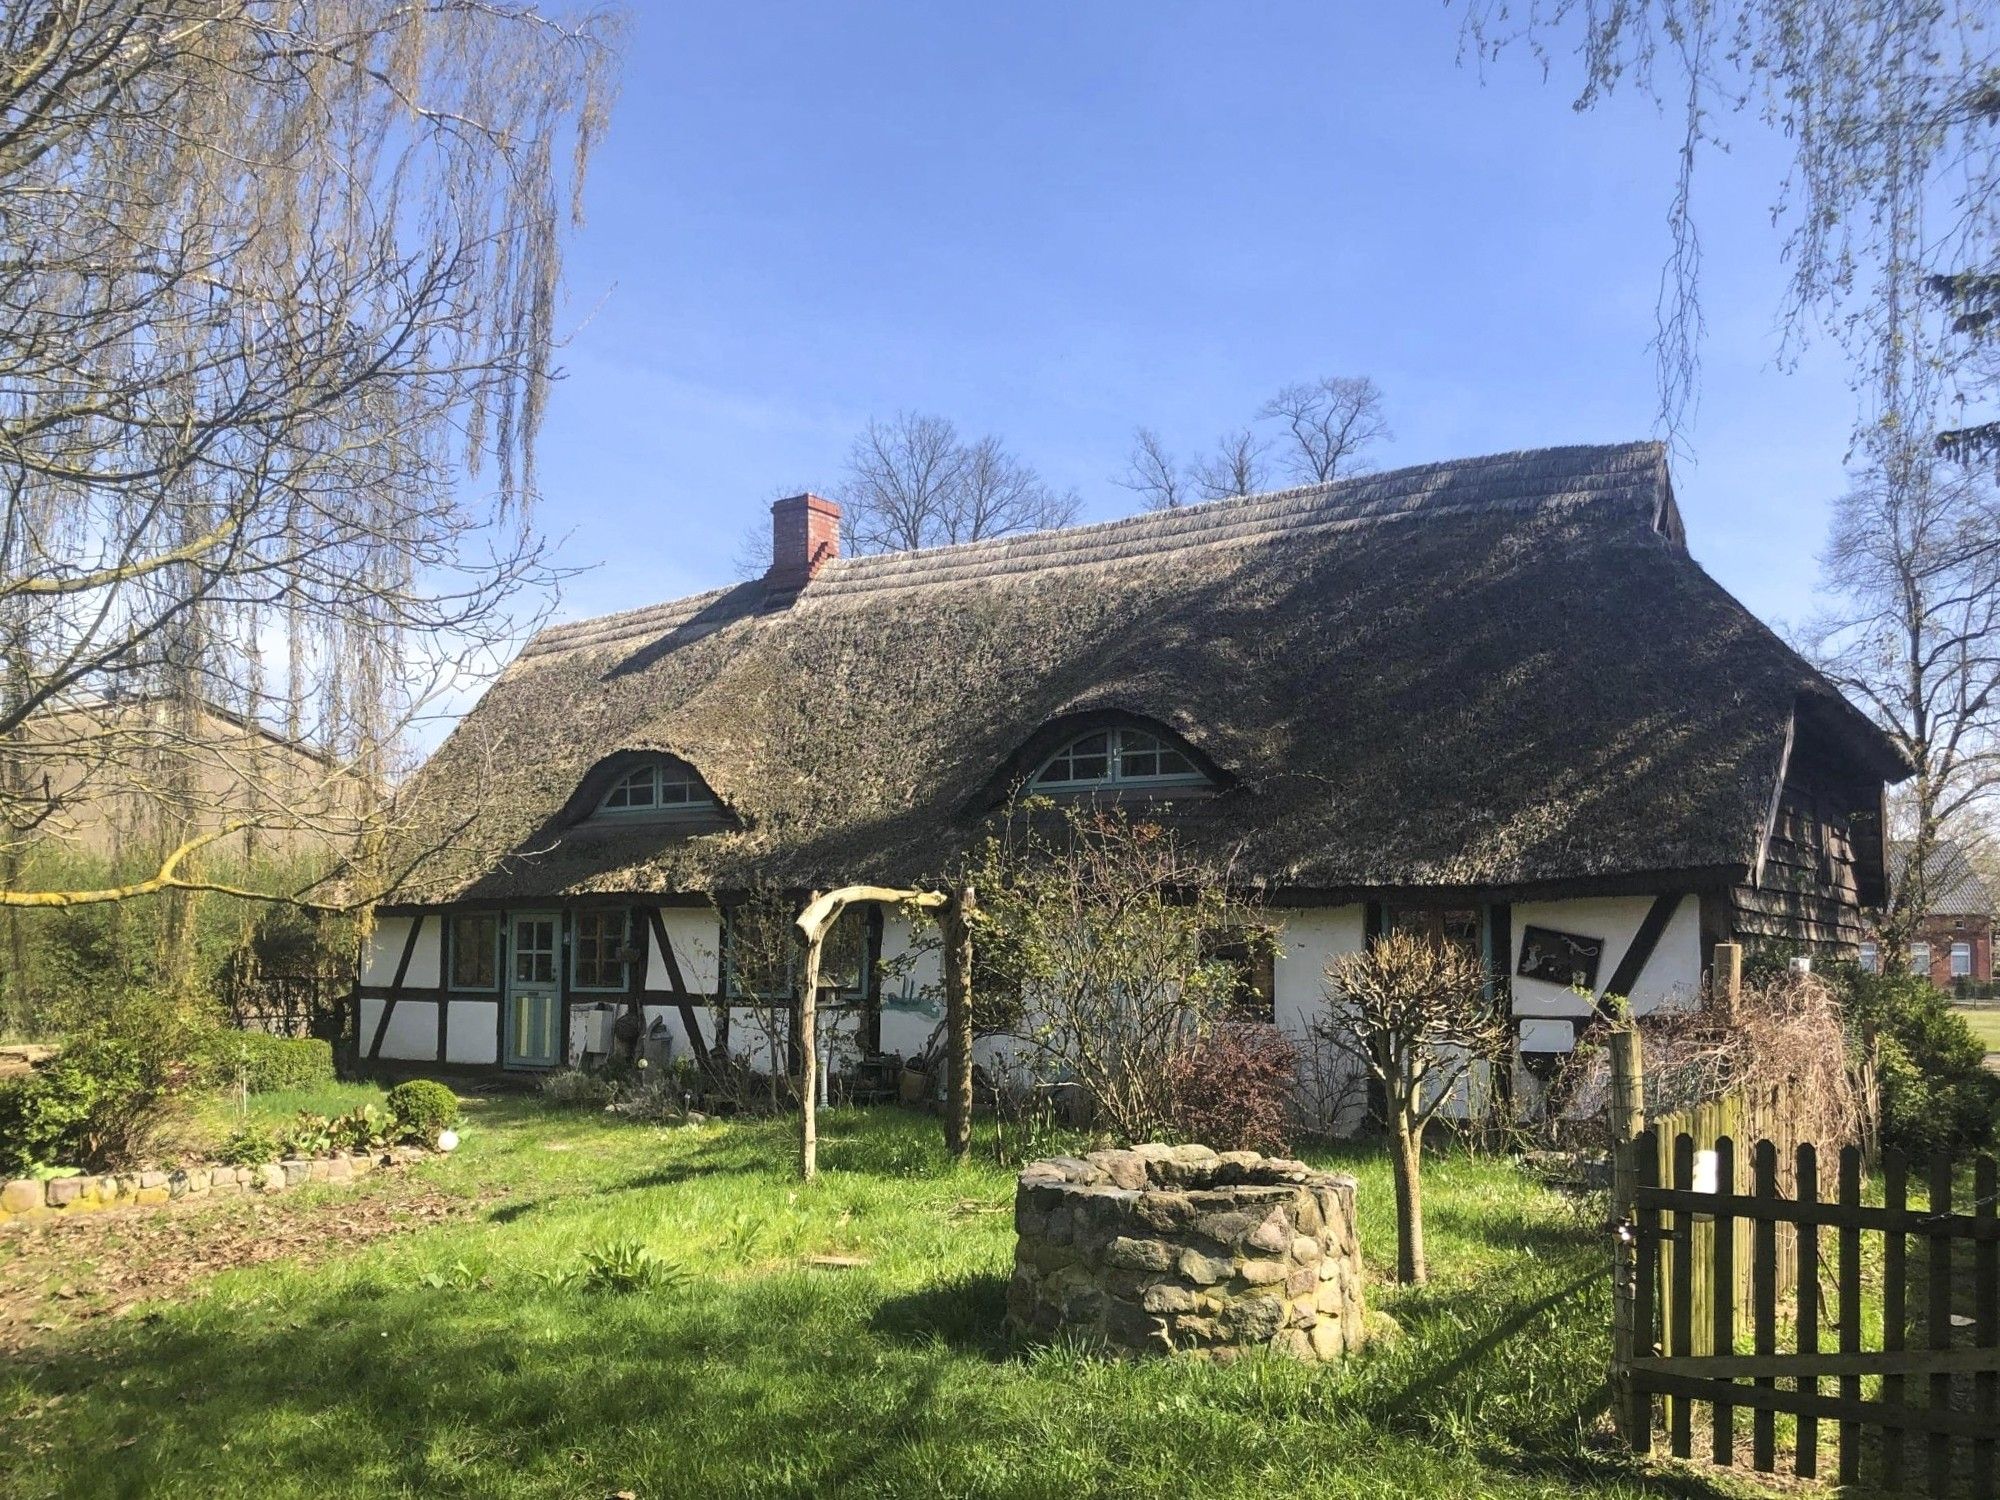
top-left (944, 884), bottom-right (976, 1162)
top-left (798, 891), bottom-right (822, 1183)
top-left (1711, 941), bottom-right (1741, 1026)
top-left (1608, 1021), bottom-right (1647, 1448)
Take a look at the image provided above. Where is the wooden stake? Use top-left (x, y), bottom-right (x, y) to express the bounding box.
top-left (798, 890), bottom-right (822, 1183)
top-left (1609, 1021), bottom-right (1648, 1448)
top-left (944, 884), bottom-right (976, 1162)
top-left (1712, 942), bottom-right (1742, 1026)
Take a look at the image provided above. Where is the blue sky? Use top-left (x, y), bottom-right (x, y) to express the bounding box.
top-left (524, 3), bottom-right (1858, 655)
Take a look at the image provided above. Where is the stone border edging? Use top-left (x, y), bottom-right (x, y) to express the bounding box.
top-left (0, 1147), bottom-right (425, 1226)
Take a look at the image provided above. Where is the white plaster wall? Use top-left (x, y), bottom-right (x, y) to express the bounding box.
top-left (360, 914), bottom-right (441, 989)
top-left (445, 1001), bottom-right (498, 1065)
top-left (1270, 906), bottom-right (1367, 1040)
top-left (646, 907), bottom-right (720, 993)
top-left (1508, 894), bottom-right (1703, 1040)
top-left (1269, 906), bottom-right (1370, 1135)
top-left (878, 908), bottom-right (945, 1060)
top-left (360, 997), bottom-right (439, 1061)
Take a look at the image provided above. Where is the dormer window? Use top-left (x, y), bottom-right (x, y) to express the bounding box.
top-left (1032, 727), bottom-right (1208, 792)
top-left (595, 759), bottom-right (716, 817)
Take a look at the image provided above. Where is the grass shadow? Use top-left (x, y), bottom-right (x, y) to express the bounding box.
top-left (868, 1270), bottom-right (1012, 1360)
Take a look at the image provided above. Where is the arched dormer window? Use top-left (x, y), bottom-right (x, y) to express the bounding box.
top-left (1032, 726), bottom-right (1209, 793)
top-left (594, 758), bottom-right (717, 817)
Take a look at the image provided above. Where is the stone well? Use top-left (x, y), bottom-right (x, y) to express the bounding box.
top-left (1006, 1143), bottom-right (1365, 1362)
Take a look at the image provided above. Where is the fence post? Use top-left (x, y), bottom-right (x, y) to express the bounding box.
top-left (1711, 941), bottom-right (1741, 1026)
top-left (1609, 1022), bottom-right (1647, 1448)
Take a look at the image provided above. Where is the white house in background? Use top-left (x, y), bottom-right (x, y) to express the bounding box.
top-left (358, 443), bottom-right (1907, 1122)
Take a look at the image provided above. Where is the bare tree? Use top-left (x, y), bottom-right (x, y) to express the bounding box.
top-left (1806, 443), bottom-right (2000, 958)
top-left (1191, 428), bottom-right (1270, 501)
top-left (841, 413), bottom-right (1077, 554)
top-left (1321, 931), bottom-right (1505, 1284)
top-left (1259, 377), bottom-right (1391, 485)
top-left (1119, 426), bottom-right (1191, 511)
top-left (0, 3), bottom-right (620, 942)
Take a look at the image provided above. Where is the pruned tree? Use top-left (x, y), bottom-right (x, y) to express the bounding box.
top-left (1459, 2), bottom-right (2000, 454)
top-left (971, 806), bottom-right (1249, 1144)
top-left (1259, 376), bottom-right (1391, 485)
top-left (0, 1), bottom-right (623, 974)
top-left (841, 412), bottom-right (1079, 553)
top-left (1806, 443), bottom-right (2000, 959)
top-left (1321, 931), bottom-right (1506, 1284)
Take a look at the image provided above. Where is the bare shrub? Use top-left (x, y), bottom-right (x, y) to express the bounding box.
top-left (1640, 969), bottom-right (1866, 1153)
top-left (1322, 931), bottom-right (1509, 1284)
top-left (1160, 1022), bottom-right (1298, 1154)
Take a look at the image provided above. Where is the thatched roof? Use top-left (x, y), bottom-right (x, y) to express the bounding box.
top-left (1889, 840), bottom-right (1996, 919)
top-left (387, 441), bottom-right (1905, 905)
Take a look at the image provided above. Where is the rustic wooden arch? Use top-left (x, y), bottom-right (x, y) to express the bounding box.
top-left (793, 884), bottom-right (975, 1180)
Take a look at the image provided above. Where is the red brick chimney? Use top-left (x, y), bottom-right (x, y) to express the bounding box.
top-left (765, 493), bottom-right (840, 598)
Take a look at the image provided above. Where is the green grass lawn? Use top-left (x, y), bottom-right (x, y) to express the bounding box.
top-left (1953, 1003), bottom-right (2000, 1054)
top-left (0, 1098), bottom-right (1776, 1500)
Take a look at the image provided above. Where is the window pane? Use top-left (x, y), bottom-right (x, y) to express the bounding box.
top-left (1910, 943), bottom-right (1930, 975)
top-left (1155, 747), bottom-right (1195, 777)
top-left (574, 910), bottom-right (627, 989)
top-left (450, 915), bottom-right (498, 989)
top-left (1952, 943), bottom-right (1972, 976)
top-left (1859, 942), bottom-right (1878, 974)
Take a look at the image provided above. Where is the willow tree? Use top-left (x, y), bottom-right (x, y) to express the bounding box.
top-left (1459, 2), bottom-right (2000, 451)
top-left (0, 3), bottom-right (621, 993)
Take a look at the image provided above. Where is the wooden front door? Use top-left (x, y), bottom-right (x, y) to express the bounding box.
top-left (505, 911), bottom-right (561, 1068)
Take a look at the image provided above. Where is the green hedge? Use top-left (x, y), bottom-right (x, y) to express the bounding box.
top-left (1837, 967), bottom-right (2000, 1158)
top-left (202, 1031), bottom-right (336, 1094)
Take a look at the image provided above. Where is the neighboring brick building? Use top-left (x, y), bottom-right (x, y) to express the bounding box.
top-left (1863, 841), bottom-right (1997, 988)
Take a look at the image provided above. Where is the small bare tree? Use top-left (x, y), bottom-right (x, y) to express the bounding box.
top-left (1259, 376), bottom-right (1391, 485)
top-left (1322, 931), bottom-right (1506, 1284)
top-left (972, 807), bottom-right (1247, 1144)
top-left (840, 413), bottom-right (1078, 554)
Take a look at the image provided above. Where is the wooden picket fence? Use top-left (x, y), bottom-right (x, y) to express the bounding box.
top-left (1648, 1083), bottom-right (1802, 1355)
top-left (1616, 1129), bottom-right (2000, 1496)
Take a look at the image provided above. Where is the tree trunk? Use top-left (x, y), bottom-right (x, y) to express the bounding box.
top-left (944, 884), bottom-right (975, 1161)
top-left (1390, 1112), bottom-right (1427, 1285)
top-left (798, 894), bottom-right (822, 1182)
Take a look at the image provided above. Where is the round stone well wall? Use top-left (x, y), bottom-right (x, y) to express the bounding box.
top-left (1006, 1143), bottom-right (1365, 1362)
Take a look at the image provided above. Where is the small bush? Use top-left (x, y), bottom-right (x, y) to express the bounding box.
top-left (331, 1105), bottom-right (393, 1153)
top-left (1159, 1022), bottom-right (1299, 1154)
top-left (217, 1126), bottom-right (279, 1166)
top-left (202, 1031), bottom-right (334, 1094)
top-left (387, 1079), bottom-right (460, 1142)
top-left (278, 1111), bottom-right (336, 1158)
top-left (0, 1000), bottom-right (209, 1173)
top-left (1838, 967), bottom-right (2000, 1157)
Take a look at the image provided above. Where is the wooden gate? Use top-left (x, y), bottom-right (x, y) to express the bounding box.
top-left (1615, 1129), bottom-right (1999, 1496)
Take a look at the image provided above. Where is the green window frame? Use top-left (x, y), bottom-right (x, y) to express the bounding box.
top-left (596, 760), bottom-right (716, 816)
top-left (448, 913), bottom-right (500, 992)
top-left (571, 908), bottom-right (631, 992)
top-left (1032, 727), bottom-right (1206, 792)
